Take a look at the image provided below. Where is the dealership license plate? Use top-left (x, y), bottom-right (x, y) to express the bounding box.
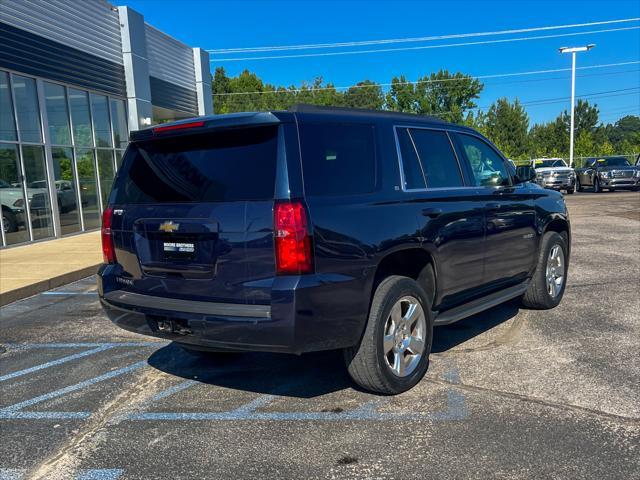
top-left (163, 240), bottom-right (196, 260)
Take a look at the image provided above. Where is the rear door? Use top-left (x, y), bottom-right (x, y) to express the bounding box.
top-left (108, 125), bottom-right (281, 305)
top-left (453, 132), bottom-right (537, 289)
top-left (399, 127), bottom-right (486, 310)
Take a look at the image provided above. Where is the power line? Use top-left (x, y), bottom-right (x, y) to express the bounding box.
top-left (212, 60), bottom-right (640, 97)
top-left (210, 26), bottom-right (640, 61)
top-left (208, 17), bottom-right (640, 54)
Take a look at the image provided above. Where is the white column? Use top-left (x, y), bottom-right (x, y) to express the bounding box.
top-left (118, 6), bottom-right (153, 130)
top-left (193, 47), bottom-right (213, 116)
top-left (569, 52), bottom-right (576, 167)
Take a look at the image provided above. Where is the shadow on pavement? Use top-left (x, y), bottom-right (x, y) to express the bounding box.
top-left (147, 299), bottom-right (520, 397)
top-left (432, 299), bottom-right (520, 353)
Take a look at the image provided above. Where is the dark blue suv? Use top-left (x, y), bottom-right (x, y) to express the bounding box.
top-left (98, 105), bottom-right (570, 394)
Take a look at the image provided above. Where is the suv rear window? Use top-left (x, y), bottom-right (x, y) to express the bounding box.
top-left (112, 126), bottom-right (278, 204)
top-left (299, 123), bottom-right (376, 196)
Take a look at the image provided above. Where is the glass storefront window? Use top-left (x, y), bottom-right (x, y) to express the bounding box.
top-left (76, 148), bottom-right (101, 230)
top-left (44, 82), bottom-right (71, 146)
top-left (0, 72), bottom-right (17, 142)
top-left (69, 89), bottom-right (93, 147)
top-left (97, 150), bottom-right (115, 206)
top-left (22, 145), bottom-right (54, 240)
top-left (115, 150), bottom-right (125, 169)
top-left (1, 69), bottom-right (130, 247)
top-left (110, 99), bottom-right (128, 149)
top-left (12, 75), bottom-right (42, 143)
top-left (91, 94), bottom-right (112, 148)
top-left (0, 143), bottom-right (29, 244)
top-left (52, 147), bottom-right (81, 235)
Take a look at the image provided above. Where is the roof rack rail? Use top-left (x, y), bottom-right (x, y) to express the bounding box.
top-left (288, 103), bottom-right (447, 123)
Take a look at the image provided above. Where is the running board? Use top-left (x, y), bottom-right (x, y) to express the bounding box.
top-left (433, 282), bottom-right (529, 326)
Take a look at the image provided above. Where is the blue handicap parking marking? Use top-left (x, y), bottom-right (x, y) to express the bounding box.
top-left (1, 342), bottom-right (469, 423)
top-left (0, 469), bottom-right (123, 480)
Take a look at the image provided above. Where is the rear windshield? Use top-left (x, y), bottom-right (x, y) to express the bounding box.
top-left (112, 126), bottom-right (278, 204)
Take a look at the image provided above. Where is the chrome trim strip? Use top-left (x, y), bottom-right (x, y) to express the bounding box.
top-left (103, 291), bottom-right (271, 318)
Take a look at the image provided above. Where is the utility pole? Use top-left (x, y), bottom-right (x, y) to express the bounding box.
top-left (559, 44), bottom-right (595, 167)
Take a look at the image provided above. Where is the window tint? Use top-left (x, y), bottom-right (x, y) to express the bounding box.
top-left (44, 82), bottom-right (70, 146)
top-left (113, 126), bottom-right (278, 204)
top-left (14, 76), bottom-right (42, 143)
top-left (397, 128), bottom-right (426, 189)
top-left (457, 134), bottom-right (511, 187)
top-left (409, 129), bottom-right (463, 188)
top-left (0, 72), bottom-right (17, 142)
top-left (299, 123), bottom-right (376, 196)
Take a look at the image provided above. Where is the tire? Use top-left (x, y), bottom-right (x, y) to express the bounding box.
top-left (576, 177), bottom-right (583, 192)
top-left (594, 177), bottom-right (601, 193)
top-left (566, 188), bottom-right (574, 194)
top-left (522, 231), bottom-right (568, 310)
top-left (344, 275), bottom-right (433, 394)
top-left (609, 188), bottom-right (616, 193)
top-left (1, 209), bottom-right (17, 233)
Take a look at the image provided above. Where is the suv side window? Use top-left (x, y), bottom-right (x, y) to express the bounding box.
top-left (299, 123), bottom-right (376, 196)
top-left (457, 133), bottom-right (511, 187)
top-left (396, 127), bottom-right (426, 190)
top-left (409, 129), bottom-right (463, 188)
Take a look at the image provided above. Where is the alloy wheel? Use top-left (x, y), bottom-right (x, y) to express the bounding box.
top-left (382, 296), bottom-right (426, 377)
top-left (545, 244), bottom-right (565, 299)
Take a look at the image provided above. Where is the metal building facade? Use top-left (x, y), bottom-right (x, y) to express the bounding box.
top-left (0, 0), bottom-right (212, 247)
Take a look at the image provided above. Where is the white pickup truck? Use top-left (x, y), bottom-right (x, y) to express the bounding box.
top-left (531, 158), bottom-right (576, 194)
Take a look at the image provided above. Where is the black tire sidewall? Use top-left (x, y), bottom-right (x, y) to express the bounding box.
top-left (534, 232), bottom-right (569, 308)
top-left (371, 277), bottom-right (433, 393)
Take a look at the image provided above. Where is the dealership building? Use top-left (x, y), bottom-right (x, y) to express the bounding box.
top-left (0, 0), bottom-right (212, 247)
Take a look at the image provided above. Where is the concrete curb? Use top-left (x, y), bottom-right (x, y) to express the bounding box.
top-left (0, 264), bottom-right (101, 307)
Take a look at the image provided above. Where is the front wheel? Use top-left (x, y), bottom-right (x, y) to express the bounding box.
top-left (566, 188), bottom-right (574, 194)
top-left (344, 276), bottom-right (433, 394)
top-left (522, 231), bottom-right (568, 310)
top-left (576, 177), bottom-right (583, 192)
top-left (2, 209), bottom-right (17, 233)
top-left (594, 177), bottom-right (601, 193)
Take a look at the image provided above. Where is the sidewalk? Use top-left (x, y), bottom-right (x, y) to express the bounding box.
top-left (0, 231), bottom-right (102, 306)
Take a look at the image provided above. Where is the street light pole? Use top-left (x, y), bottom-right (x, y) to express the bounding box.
top-left (559, 44), bottom-right (595, 167)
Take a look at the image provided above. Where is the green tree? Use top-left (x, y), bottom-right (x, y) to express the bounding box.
top-left (562, 100), bottom-right (599, 137)
top-left (485, 98), bottom-right (529, 159)
top-left (343, 80), bottom-right (384, 110)
top-left (413, 70), bottom-right (484, 123)
top-left (529, 117), bottom-right (568, 158)
top-left (574, 130), bottom-right (595, 157)
top-left (385, 75), bottom-right (417, 113)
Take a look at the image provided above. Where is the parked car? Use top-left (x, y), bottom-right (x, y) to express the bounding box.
top-left (574, 156), bottom-right (640, 192)
top-left (98, 105), bottom-right (571, 394)
top-left (636, 154), bottom-right (640, 166)
top-left (0, 179), bottom-right (26, 233)
top-left (530, 158), bottom-right (576, 194)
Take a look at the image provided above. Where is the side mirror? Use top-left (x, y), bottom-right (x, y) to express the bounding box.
top-left (515, 165), bottom-right (536, 183)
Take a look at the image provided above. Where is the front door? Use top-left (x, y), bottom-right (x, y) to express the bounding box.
top-left (453, 133), bottom-right (537, 290)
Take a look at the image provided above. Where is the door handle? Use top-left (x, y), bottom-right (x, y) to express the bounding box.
top-left (422, 207), bottom-right (443, 218)
top-left (486, 202), bottom-right (501, 211)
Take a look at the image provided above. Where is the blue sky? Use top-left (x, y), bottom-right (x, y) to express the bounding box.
top-left (126, 0), bottom-right (640, 125)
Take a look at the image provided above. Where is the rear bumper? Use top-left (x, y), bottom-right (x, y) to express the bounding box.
top-left (98, 265), bottom-right (370, 354)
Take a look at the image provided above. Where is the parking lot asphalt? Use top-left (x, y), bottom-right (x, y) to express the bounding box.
top-left (1, 191), bottom-right (639, 480)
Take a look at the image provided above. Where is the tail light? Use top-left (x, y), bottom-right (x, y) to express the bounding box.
top-left (101, 207), bottom-right (116, 264)
top-left (274, 200), bottom-right (313, 275)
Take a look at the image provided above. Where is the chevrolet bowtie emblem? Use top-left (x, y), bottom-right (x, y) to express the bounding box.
top-left (159, 221), bottom-right (179, 233)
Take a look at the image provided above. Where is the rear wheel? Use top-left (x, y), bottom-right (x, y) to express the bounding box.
top-left (344, 275), bottom-right (433, 394)
top-left (522, 231), bottom-right (568, 310)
